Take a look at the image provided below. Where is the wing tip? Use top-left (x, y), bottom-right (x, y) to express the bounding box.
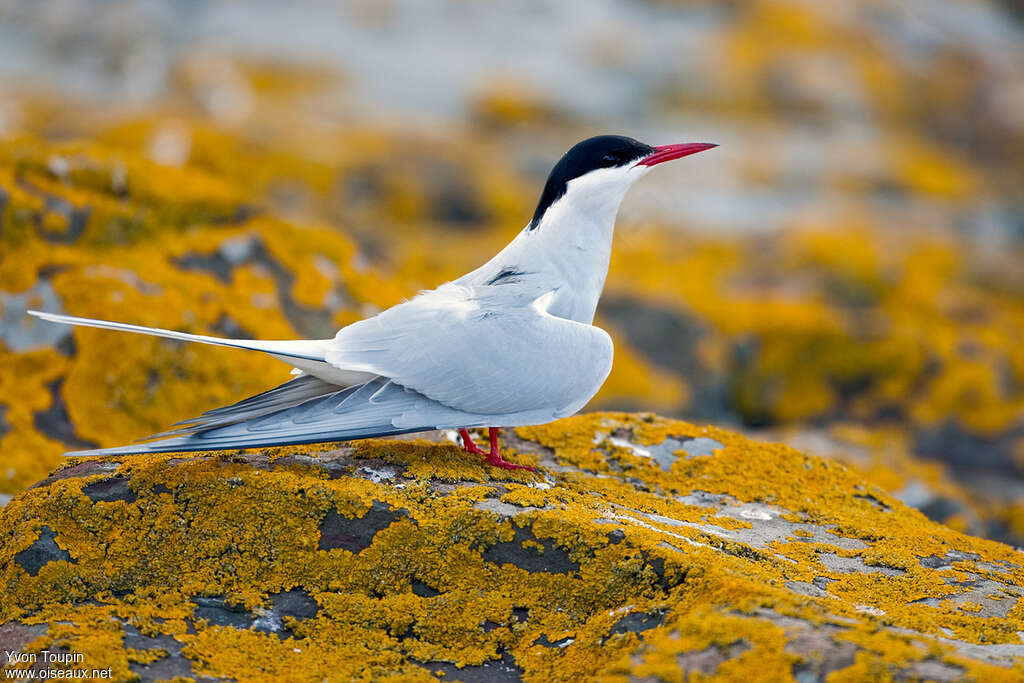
top-left (62, 442), bottom-right (166, 457)
top-left (64, 449), bottom-right (121, 458)
top-left (63, 449), bottom-right (113, 457)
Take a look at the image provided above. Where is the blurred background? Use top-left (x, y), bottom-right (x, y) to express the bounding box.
top-left (0, 1), bottom-right (1022, 543)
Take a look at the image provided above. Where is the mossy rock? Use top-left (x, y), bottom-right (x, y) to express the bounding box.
top-left (2, 413), bottom-right (1023, 681)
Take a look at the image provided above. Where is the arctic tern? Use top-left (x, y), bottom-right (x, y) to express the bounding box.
top-left (29, 135), bottom-right (716, 471)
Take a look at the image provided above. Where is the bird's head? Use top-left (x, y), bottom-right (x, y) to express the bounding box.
top-left (527, 135), bottom-right (716, 231)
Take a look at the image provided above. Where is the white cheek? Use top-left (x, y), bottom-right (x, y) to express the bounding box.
top-left (566, 166), bottom-right (641, 197)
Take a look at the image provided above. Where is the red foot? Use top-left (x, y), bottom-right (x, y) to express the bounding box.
top-left (459, 427), bottom-right (536, 472)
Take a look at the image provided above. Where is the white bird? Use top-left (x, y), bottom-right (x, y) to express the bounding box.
top-left (29, 135), bottom-right (716, 471)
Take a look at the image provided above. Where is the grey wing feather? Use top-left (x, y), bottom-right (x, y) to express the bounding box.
top-left (64, 378), bottom-right (485, 457)
top-left (144, 374), bottom-right (341, 439)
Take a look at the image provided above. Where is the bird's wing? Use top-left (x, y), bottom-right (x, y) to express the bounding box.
top-left (142, 373), bottom-right (342, 439)
top-left (65, 377), bottom-right (488, 456)
top-left (325, 283), bottom-right (614, 416)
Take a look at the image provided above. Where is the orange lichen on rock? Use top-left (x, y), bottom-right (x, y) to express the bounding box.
top-left (2, 414), bottom-right (1023, 681)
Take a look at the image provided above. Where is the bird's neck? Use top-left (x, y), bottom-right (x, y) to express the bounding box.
top-left (500, 188), bottom-right (627, 323)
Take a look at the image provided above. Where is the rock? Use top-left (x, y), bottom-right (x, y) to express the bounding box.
top-left (12, 526), bottom-right (72, 577)
top-left (1, 413), bottom-right (1023, 681)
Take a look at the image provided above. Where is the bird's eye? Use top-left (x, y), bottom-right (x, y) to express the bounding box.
top-left (602, 154), bottom-right (618, 164)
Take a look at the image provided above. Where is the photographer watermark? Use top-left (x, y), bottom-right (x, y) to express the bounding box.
top-left (4, 650), bottom-right (112, 680)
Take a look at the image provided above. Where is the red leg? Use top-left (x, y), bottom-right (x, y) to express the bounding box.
top-left (458, 428), bottom-right (487, 456)
top-left (459, 428), bottom-right (535, 471)
top-left (482, 427), bottom-right (536, 472)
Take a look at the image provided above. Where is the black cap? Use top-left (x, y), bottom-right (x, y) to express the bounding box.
top-left (528, 135), bottom-right (654, 231)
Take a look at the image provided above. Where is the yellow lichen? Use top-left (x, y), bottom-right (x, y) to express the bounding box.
top-left (3, 414), bottom-right (1024, 680)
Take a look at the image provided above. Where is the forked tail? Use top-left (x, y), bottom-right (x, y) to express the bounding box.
top-left (28, 310), bottom-right (330, 362)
